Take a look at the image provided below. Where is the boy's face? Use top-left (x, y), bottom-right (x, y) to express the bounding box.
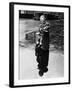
top-left (40, 15), bottom-right (45, 23)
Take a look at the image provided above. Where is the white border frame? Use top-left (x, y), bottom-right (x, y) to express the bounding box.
top-left (14, 4), bottom-right (69, 86)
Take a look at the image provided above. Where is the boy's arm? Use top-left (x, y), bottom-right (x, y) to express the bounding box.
top-left (43, 22), bottom-right (50, 32)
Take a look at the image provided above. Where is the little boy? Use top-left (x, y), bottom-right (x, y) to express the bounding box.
top-left (35, 15), bottom-right (50, 76)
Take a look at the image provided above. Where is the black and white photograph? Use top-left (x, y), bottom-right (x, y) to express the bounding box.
top-left (19, 10), bottom-right (64, 79)
top-left (9, 2), bottom-right (70, 87)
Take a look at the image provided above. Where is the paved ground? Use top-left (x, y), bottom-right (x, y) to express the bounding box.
top-left (19, 45), bottom-right (64, 80)
top-left (19, 19), bottom-right (64, 80)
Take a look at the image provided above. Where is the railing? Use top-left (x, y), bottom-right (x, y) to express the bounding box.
top-left (25, 30), bottom-right (39, 43)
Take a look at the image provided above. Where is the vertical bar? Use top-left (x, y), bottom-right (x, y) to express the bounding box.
top-left (9, 2), bottom-right (14, 87)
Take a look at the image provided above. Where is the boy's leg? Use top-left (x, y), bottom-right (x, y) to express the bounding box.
top-left (41, 50), bottom-right (49, 72)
